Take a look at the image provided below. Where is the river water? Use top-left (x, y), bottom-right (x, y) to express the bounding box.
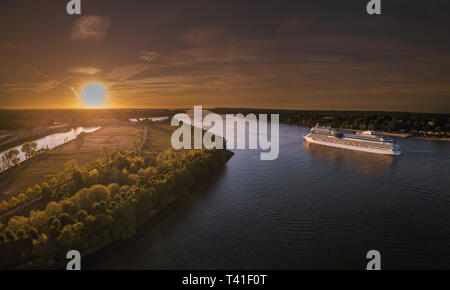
top-left (0, 127), bottom-right (101, 168)
top-left (95, 123), bottom-right (450, 269)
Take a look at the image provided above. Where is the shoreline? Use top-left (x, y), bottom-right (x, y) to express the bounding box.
top-left (0, 123), bottom-right (102, 153)
top-left (0, 127), bottom-right (104, 178)
top-left (83, 150), bottom-right (234, 269)
top-left (412, 136), bottom-right (450, 142)
top-left (333, 127), bottom-right (449, 141)
top-left (0, 125), bottom-right (75, 152)
top-left (12, 149), bottom-right (234, 270)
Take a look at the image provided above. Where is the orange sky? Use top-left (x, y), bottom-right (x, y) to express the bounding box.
top-left (1, 0), bottom-right (449, 113)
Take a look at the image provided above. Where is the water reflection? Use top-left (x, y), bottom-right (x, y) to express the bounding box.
top-left (303, 141), bottom-right (396, 175)
top-left (0, 127), bottom-right (101, 170)
top-left (130, 117), bottom-right (169, 123)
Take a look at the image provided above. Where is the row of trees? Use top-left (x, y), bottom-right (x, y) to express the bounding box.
top-left (0, 109), bottom-right (181, 130)
top-left (0, 130), bottom-right (143, 217)
top-left (210, 108), bottom-right (450, 137)
top-left (0, 142), bottom-right (38, 171)
top-left (0, 184), bottom-right (50, 216)
top-left (0, 146), bottom-right (228, 268)
top-left (0, 148), bottom-right (137, 215)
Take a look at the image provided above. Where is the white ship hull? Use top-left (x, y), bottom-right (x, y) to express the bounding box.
top-left (304, 135), bottom-right (401, 156)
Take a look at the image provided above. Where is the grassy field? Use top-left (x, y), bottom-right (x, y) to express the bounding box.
top-left (143, 123), bottom-right (174, 152)
top-left (0, 125), bottom-right (145, 199)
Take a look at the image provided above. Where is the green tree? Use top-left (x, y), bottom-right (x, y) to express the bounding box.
top-left (1, 148), bottom-right (20, 170)
top-left (25, 187), bottom-right (34, 200)
top-left (33, 184), bottom-right (42, 198)
top-left (27, 227), bottom-right (39, 240)
top-left (41, 183), bottom-right (51, 198)
top-left (21, 142), bottom-right (38, 160)
top-left (49, 177), bottom-right (58, 188)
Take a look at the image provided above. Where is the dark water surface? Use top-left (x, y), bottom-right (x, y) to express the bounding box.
top-left (95, 124), bottom-right (450, 269)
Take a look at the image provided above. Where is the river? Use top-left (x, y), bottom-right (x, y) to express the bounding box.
top-left (0, 127), bottom-right (101, 170)
top-left (94, 123), bottom-right (450, 270)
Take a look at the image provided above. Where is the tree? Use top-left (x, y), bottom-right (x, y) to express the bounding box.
top-left (0, 201), bottom-right (8, 213)
top-left (59, 213), bottom-right (74, 227)
top-left (64, 160), bottom-right (79, 180)
top-left (49, 177), bottom-right (58, 188)
top-left (27, 227), bottom-right (39, 240)
top-left (25, 187), bottom-right (34, 200)
top-left (33, 184), bottom-right (42, 198)
top-left (8, 197), bottom-right (19, 208)
top-left (76, 210), bottom-right (88, 222)
top-left (1, 148), bottom-right (20, 170)
top-left (21, 142), bottom-right (38, 160)
top-left (41, 183), bottom-right (51, 198)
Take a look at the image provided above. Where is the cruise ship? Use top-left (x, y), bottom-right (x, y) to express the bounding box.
top-left (304, 124), bottom-right (401, 155)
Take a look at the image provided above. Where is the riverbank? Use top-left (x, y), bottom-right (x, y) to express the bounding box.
top-left (0, 124), bottom-right (77, 153)
top-left (7, 148), bottom-right (233, 270)
top-left (208, 108), bottom-right (450, 142)
top-left (332, 128), bottom-right (449, 141)
top-left (0, 126), bottom-right (142, 200)
top-left (412, 136), bottom-right (450, 141)
top-left (84, 150), bottom-right (234, 269)
top-left (0, 121), bottom-right (234, 269)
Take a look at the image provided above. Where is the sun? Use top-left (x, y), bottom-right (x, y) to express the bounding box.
top-left (81, 83), bottom-right (107, 108)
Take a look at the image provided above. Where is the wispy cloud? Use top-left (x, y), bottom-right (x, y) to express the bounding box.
top-left (70, 87), bottom-right (81, 100)
top-left (23, 65), bottom-right (76, 97)
top-left (68, 67), bottom-right (103, 75)
top-left (105, 64), bottom-right (150, 81)
top-left (24, 65), bottom-right (52, 80)
top-left (139, 51), bottom-right (160, 63)
top-left (71, 15), bottom-right (111, 42)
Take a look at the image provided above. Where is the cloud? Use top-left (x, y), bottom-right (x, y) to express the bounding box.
top-left (70, 87), bottom-right (80, 100)
top-left (71, 15), bottom-right (111, 42)
top-left (68, 67), bottom-right (103, 75)
top-left (23, 65), bottom-right (53, 80)
top-left (105, 64), bottom-right (150, 81)
top-left (139, 51), bottom-right (160, 63)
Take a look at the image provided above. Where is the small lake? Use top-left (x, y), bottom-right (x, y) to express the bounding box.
top-left (0, 127), bottom-right (101, 169)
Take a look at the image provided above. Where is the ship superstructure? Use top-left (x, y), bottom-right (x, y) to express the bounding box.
top-left (304, 124), bottom-right (401, 155)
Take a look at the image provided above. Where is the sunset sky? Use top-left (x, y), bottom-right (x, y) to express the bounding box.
top-left (0, 0), bottom-right (449, 112)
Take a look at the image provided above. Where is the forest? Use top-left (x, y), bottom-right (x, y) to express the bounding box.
top-left (0, 109), bottom-right (183, 131)
top-left (0, 132), bottom-right (230, 269)
top-left (211, 108), bottom-right (450, 138)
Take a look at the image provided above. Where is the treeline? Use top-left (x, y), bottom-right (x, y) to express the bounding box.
top-left (0, 109), bottom-right (182, 130)
top-left (0, 147), bottom-right (228, 269)
top-left (211, 108), bottom-right (450, 137)
top-left (0, 142), bottom-right (39, 174)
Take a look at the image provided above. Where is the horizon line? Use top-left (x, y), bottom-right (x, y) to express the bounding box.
top-left (0, 107), bottom-right (448, 115)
